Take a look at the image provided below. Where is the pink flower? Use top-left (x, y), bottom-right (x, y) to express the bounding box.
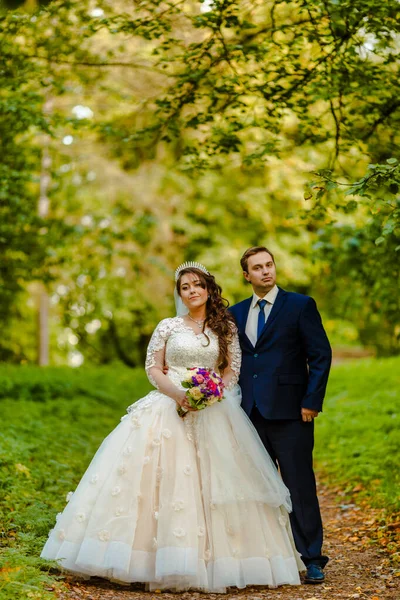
top-left (207, 380), bottom-right (218, 394)
top-left (195, 374), bottom-right (205, 384)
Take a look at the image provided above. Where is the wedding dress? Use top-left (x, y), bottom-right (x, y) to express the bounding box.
top-left (41, 317), bottom-right (303, 591)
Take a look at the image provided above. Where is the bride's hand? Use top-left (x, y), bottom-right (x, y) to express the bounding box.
top-left (176, 390), bottom-right (194, 412)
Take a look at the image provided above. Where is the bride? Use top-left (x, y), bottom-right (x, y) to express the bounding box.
top-left (41, 263), bottom-right (304, 592)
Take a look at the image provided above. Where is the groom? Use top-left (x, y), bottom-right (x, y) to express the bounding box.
top-left (229, 246), bottom-right (332, 584)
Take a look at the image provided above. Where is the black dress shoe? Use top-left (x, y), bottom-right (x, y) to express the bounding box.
top-left (304, 563), bottom-right (325, 584)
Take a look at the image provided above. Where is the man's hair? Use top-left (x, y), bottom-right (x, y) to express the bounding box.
top-left (240, 246), bottom-right (275, 273)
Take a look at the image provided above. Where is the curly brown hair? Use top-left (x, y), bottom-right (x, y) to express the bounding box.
top-left (176, 268), bottom-right (235, 373)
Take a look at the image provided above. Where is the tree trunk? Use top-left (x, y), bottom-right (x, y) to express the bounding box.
top-left (37, 97), bottom-right (52, 366)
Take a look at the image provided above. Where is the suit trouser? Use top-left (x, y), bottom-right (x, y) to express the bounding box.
top-left (250, 406), bottom-right (328, 568)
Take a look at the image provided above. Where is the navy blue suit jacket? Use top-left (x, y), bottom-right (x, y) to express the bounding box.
top-left (229, 288), bottom-right (332, 419)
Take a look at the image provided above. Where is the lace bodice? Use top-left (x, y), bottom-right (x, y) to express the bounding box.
top-left (145, 317), bottom-right (241, 390)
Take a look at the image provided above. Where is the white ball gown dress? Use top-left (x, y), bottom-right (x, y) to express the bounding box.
top-left (41, 317), bottom-right (304, 591)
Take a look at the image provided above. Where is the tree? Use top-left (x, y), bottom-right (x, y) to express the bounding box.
top-left (1, 0), bottom-right (399, 362)
top-left (306, 159), bottom-right (400, 355)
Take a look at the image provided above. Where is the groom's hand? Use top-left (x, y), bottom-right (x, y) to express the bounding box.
top-left (301, 408), bottom-right (319, 422)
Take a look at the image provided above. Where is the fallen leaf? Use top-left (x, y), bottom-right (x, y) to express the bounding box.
top-left (15, 463), bottom-right (31, 477)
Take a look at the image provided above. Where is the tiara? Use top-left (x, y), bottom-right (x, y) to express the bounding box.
top-left (174, 261), bottom-right (210, 281)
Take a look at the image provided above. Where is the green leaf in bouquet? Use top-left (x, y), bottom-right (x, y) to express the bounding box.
top-left (187, 396), bottom-right (199, 409)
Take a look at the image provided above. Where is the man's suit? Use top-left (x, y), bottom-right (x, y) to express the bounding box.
top-left (230, 287), bottom-right (332, 566)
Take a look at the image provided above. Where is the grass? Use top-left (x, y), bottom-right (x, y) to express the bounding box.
top-left (0, 358), bottom-right (399, 599)
top-left (315, 356), bottom-right (400, 512)
top-left (0, 365), bottom-right (151, 600)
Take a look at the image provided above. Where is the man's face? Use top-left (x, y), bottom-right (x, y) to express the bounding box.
top-left (243, 251), bottom-right (277, 295)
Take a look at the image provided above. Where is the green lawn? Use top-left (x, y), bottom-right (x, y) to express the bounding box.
top-left (0, 359), bottom-right (399, 599)
top-left (315, 357), bottom-right (400, 512)
top-left (0, 366), bottom-right (151, 600)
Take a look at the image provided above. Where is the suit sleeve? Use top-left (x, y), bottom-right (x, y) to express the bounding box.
top-left (298, 297), bottom-right (332, 412)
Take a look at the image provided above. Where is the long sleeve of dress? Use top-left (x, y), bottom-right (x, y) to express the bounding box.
top-left (145, 319), bottom-right (184, 403)
top-left (222, 326), bottom-right (242, 390)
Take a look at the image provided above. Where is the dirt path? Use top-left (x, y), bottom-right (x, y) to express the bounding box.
top-left (57, 484), bottom-right (399, 600)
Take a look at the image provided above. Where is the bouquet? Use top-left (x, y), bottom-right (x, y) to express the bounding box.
top-left (177, 367), bottom-right (225, 417)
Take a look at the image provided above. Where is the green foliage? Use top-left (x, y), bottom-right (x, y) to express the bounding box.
top-left (1, 0), bottom-right (400, 363)
top-left (307, 159), bottom-right (400, 355)
top-left (0, 365), bottom-right (150, 600)
top-left (315, 357), bottom-right (400, 511)
top-left (89, 0), bottom-right (400, 168)
top-left (0, 1), bottom-right (101, 363)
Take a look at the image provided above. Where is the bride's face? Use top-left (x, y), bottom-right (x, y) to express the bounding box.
top-left (179, 273), bottom-right (208, 311)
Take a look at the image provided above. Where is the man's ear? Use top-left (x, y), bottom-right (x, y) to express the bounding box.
top-left (243, 270), bottom-right (251, 283)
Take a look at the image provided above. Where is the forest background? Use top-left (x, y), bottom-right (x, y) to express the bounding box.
top-left (1, 0), bottom-right (400, 367)
top-left (0, 1), bottom-right (399, 598)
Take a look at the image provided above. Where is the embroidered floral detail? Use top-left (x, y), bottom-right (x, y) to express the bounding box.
top-left (162, 429), bottom-right (171, 439)
top-left (152, 537), bottom-right (158, 548)
top-left (155, 467), bottom-right (163, 482)
top-left (225, 326), bottom-right (241, 390)
top-left (187, 432), bottom-right (194, 442)
top-left (115, 506), bottom-right (124, 516)
top-left (204, 549), bottom-right (211, 561)
top-left (75, 512), bottom-right (86, 523)
top-left (117, 464), bottom-right (127, 475)
top-left (66, 491), bottom-right (74, 502)
top-left (90, 474), bottom-right (99, 484)
top-left (154, 511), bottom-right (159, 520)
top-left (131, 415), bottom-right (142, 428)
top-left (58, 529), bottom-right (66, 540)
top-left (98, 530), bottom-right (110, 542)
top-left (143, 456), bottom-right (150, 465)
top-left (197, 526), bottom-right (205, 537)
top-left (172, 499), bottom-right (185, 511)
top-left (279, 514), bottom-right (288, 527)
top-left (123, 445), bottom-right (133, 456)
top-left (111, 486), bottom-right (121, 497)
top-left (152, 437), bottom-right (161, 447)
top-left (183, 465), bottom-right (192, 476)
top-left (173, 527), bottom-right (186, 538)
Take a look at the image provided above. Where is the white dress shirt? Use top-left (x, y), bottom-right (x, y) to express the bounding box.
top-left (245, 285), bottom-right (279, 347)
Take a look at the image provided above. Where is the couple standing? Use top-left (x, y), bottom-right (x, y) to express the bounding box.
top-left (41, 246), bottom-right (332, 592)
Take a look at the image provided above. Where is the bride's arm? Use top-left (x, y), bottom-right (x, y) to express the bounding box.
top-left (222, 324), bottom-right (241, 390)
top-left (145, 320), bottom-right (188, 408)
top-left (147, 349), bottom-right (187, 404)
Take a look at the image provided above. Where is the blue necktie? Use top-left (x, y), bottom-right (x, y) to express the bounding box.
top-left (257, 299), bottom-right (268, 340)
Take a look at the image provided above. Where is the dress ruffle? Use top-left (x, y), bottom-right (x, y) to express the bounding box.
top-left (41, 387), bottom-right (303, 591)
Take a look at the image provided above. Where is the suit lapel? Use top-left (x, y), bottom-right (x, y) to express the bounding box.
top-left (256, 287), bottom-right (287, 346)
top-left (235, 297), bottom-right (254, 348)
